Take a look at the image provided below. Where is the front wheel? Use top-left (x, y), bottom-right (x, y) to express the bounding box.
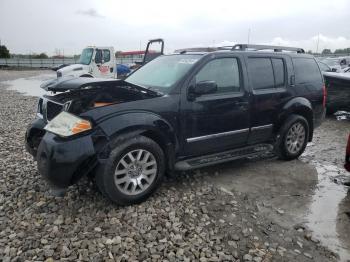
top-left (275, 115), bottom-right (309, 160)
top-left (96, 136), bottom-right (165, 205)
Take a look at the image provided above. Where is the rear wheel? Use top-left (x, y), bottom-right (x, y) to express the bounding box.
top-left (96, 136), bottom-right (165, 205)
top-left (275, 115), bottom-right (309, 160)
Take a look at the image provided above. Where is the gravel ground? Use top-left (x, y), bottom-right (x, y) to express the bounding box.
top-left (0, 70), bottom-right (344, 262)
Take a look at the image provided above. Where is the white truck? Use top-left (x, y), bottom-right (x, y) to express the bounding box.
top-left (57, 46), bottom-right (116, 78)
top-left (56, 39), bottom-right (164, 79)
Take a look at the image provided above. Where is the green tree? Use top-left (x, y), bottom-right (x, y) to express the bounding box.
top-left (33, 53), bottom-right (48, 59)
top-left (321, 49), bottom-right (332, 55)
top-left (334, 48), bottom-right (350, 54)
top-left (0, 45), bottom-right (10, 58)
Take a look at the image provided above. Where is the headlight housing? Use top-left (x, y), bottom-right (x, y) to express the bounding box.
top-left (44, 111), bottom-right (92, 137)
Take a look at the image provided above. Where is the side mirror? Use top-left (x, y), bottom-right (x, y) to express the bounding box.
top-left (331, 68), bottom-right (337, 72)
top-left (194, 80), bottom-right (218, 95)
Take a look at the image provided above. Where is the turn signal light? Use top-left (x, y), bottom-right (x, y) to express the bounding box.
top-left (72, 120), bottom-right (92, 134)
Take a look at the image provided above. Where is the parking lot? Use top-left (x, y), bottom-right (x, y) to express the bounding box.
top-left (0, 70), bottom-right (349, 261)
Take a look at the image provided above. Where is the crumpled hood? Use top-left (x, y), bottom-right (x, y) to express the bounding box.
top-left (40, 77), bottom-right (160, 96)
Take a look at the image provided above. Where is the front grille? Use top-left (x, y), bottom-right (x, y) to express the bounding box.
top-left (46, 100), bottom-right (63, 121)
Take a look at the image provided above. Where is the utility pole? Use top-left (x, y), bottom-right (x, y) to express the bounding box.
top-left (247, 28), bottom-right (251, 44)
top-left (316, 33), bottom-right (320, 54)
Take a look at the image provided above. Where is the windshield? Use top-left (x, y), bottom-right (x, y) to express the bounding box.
top-left (78, 48), bottom-right (94, 65)
top-left (126, 54), bottom-right (201, 93)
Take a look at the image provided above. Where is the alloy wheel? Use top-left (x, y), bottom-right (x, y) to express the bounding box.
top-left (285, 122), bottom-right (306, 154)
top-left (114, 149), bottom-right (157, 195)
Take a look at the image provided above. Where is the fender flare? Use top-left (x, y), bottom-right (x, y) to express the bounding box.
top-left (97, 112), bottom-right (178, 170)
top-left (277, 97), bottom-right (314, 141)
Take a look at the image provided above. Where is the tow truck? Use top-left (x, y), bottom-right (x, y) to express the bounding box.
top-left (56, 39), bottom-right (164, 79)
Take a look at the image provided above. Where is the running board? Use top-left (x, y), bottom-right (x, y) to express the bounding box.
top-left (174, 144), bottom-right (273, 171)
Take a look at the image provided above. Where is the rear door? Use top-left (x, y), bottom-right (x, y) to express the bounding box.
top-left (246, 55), bottom-right (290, 144)
top-left (181, 53), bottom-right (251, 156)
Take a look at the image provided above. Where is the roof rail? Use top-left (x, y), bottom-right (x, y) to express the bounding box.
top-left (174, 47), bottom-right (219, 53)
top-left (231, 44), bottom-right (305, 53)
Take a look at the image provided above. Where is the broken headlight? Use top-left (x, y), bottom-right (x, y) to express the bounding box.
top-left (44, 111), bottom-right (92, 137)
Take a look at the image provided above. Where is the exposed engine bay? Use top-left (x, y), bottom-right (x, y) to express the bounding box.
top-left (39, 79), bottom-right (160, 119)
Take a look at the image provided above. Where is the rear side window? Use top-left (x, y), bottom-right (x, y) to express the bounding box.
top-left (293, 58), bottom-right (322, 84)
top-left (271, 58), bottom-right (285, 88)
top-left (248, 58), bottom-right (275, 90)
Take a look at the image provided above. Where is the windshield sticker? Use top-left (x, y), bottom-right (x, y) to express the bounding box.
top-left (178, 59), bottom-right (198, 64)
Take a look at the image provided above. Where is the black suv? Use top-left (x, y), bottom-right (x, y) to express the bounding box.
top-left (25, 44), bottom-right (325, 205)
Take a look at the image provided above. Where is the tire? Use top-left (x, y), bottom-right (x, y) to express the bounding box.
top-left (96, 135), bottom-right (165, 205)
top-left (274, 114), bottom-right (309, 160)
top-left (94, 164), bottom-right (108, 197)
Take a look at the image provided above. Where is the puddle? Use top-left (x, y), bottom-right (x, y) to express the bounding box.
top-left (306, 163), bottom-right (350, 261)
top-left (4, 73), bottom-right (55, 97)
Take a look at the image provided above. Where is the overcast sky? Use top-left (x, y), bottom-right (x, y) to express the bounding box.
top-left (0, 0), bottom-right (349, 55)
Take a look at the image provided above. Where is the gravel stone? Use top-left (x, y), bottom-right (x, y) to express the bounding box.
top-left (243, 253), bottom-right (253, 261)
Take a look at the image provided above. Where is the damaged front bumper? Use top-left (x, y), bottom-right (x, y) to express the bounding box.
top-left (25, 118), bottom-right (99, 190)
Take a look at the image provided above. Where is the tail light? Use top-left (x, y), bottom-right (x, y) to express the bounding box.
top-left (345, 134), bottom-right (350, 172)
top-left (322, 84), bottom-right (327, 108)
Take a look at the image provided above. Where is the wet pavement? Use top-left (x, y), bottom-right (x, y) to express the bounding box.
top-left (3, 72), bottom-right (55, 97)
top-left (202, 155), bottom-right (350, 261)
top-left (307, 163), bottom-right (350, 261)
top-left (1, 70), bottom-right (350, 261)
top-left (201, 120), bottom-right (350, 261)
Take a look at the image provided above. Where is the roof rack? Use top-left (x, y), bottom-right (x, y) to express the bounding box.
top-left (231, 44), bottom-right (305, 53)
top-left (174, 47), bottom-right (220, 53)
top-left (174, 44), bottom-right (305, 54)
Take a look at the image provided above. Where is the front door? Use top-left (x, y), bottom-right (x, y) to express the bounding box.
top-left (182, 55), bottom-right (250, 157)
top-left (92, 49), bottom-right (114, 78)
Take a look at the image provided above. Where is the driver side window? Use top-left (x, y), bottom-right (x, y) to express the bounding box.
top-left (195, 58), bottom-right (241, 94)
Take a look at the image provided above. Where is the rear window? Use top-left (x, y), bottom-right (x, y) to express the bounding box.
top-left (293, 58), bottom-right (322, 84)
